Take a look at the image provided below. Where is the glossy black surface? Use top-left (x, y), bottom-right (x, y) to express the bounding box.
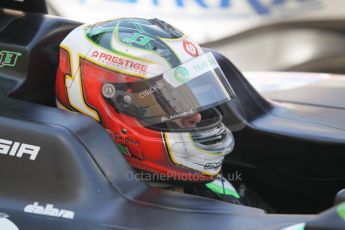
top-left (0, 3), bottom-right (344, 229)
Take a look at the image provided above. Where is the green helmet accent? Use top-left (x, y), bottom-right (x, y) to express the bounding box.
top-left (281, 223), bottom-right (305, 230)
top-left (206, 179), bottom-right (240, 199)
top-left (87, 18), bottom-right (185, 68)
top-left (337, 202), bottom-right (345, 221)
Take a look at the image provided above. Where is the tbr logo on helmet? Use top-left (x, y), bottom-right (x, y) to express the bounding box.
top-left (122, 33), bottom-right (153, 46)
top-left (174, 66), bottom-right (190, 83)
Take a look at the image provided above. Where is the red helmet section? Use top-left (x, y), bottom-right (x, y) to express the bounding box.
top-left (56, 49), bottom-right (214, 182)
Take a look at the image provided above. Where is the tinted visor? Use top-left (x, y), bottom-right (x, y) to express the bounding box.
top-left (103, 52), bottom-right (236, 126)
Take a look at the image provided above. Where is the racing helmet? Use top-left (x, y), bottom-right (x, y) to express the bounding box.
top-left (55, 18), bottom-right (236, 181)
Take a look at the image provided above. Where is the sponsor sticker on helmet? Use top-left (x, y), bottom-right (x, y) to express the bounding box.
top-left (161, 108), bottom-right (195, 123)
top-left (183, 40), bottom-right (199, 57)
top-left (204, 159), bottom-right (223, 170)
top-left (173, 66), bottom-right (190, 83)
top-left (122, 33), bottom-right (153, 46)
top-left (165, 52), bottom-right (220, 87)
top-left (90, 50), bottom-right (148, 75)
top-left (139, 82), bottom-right (164, 98)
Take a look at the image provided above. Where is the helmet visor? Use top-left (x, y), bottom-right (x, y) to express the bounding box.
top-left (103, 52), bottom-right (236, 126)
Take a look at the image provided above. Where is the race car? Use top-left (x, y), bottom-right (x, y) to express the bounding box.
top-left (1, 0), bottom-right (345, 229)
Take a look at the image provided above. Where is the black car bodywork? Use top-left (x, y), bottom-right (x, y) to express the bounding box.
top-left (1, 1), bottom-right (345, 229)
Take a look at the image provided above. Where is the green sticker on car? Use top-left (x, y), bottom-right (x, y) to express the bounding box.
top-left (0, 50), bottom-right (21, 68)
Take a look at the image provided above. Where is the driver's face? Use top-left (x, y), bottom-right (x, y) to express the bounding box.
top-left (173, 113), bottom-right (201, 128)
